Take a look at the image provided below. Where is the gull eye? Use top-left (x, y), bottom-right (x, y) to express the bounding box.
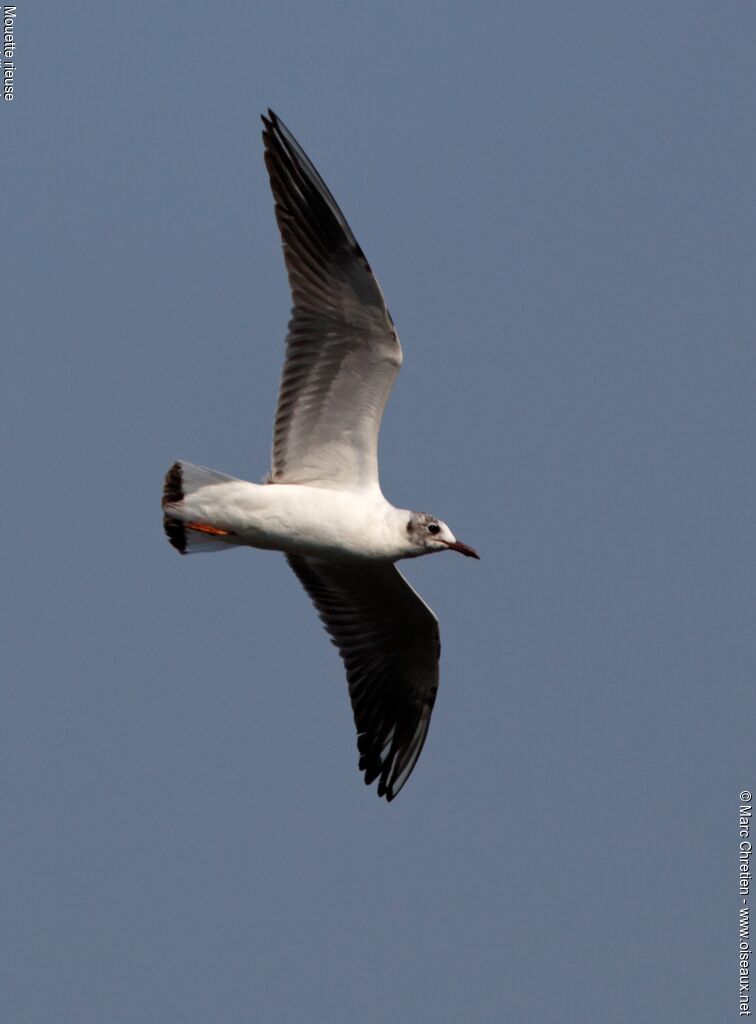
top-left (427, 523), bottom-right (440, 535)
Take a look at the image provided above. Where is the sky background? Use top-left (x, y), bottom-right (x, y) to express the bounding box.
top-left (3, 2), bottom-right (756, 1021)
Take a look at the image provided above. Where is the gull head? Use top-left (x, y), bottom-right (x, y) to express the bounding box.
top-left (405, 511), bottom-right (480, 560)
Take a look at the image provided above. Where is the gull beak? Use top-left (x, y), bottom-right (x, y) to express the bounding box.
top-left (443, 539), bottom-right (480, 559)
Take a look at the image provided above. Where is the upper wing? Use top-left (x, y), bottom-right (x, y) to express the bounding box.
top-left (262, 111), bottom-right (402, 493)
top-left (287, 555), bottom-right (440, 801)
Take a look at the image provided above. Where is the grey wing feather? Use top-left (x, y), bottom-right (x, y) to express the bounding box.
top-left (287, 555), bottom-right (440, 801)
top-left (262, 111), bottom-right (402, 492)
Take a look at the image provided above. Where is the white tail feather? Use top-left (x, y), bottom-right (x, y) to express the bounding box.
top-left (162, 461), bottom-right (244, 555)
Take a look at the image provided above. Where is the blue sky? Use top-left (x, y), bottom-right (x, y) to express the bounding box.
top-left (4, 3), bottom-right (756, 1021)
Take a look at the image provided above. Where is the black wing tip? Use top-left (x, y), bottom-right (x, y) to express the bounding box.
top-left (359, 746), bottom-right (409, 803)
top-left (261, 109), bottom-right (286, 147)
top-left (260, 108), bottom-right (359, 248)
top-left (261, 110), bottom-right (304, 177)
top-left (364, 770), bottom-right (396, 803)
top-left (377, 778), bottom-right (397, 803)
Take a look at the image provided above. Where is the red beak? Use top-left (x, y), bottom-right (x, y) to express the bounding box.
top-left (443, 539), bottom-right (480, 559)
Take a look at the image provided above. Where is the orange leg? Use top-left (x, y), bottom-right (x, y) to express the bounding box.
top-left (185, 521), bottom-right (233, 537)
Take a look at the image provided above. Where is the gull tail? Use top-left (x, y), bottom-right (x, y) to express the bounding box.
top-left (162, 461), bottom-right (243, 554)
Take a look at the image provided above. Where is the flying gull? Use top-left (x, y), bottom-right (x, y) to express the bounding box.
top-left (162, 110), bottom-right (479, 801)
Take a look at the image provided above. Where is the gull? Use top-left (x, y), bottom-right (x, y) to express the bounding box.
top-left (162, 110), bottom-right (479, 801)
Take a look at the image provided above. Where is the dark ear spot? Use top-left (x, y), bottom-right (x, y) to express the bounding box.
top-left (406, 519), bottom-right (413, 533)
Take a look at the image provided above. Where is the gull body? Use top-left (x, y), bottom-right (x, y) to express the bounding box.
top-left (174, 479), bottom-right (454, 562)
top-left (162, 111), bottom-right (478, 801)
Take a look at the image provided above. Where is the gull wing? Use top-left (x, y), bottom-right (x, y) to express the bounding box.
top-left (287, 555), bottom-right (440, 801)
top-left (262, 111), bottom-right (402, 493)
